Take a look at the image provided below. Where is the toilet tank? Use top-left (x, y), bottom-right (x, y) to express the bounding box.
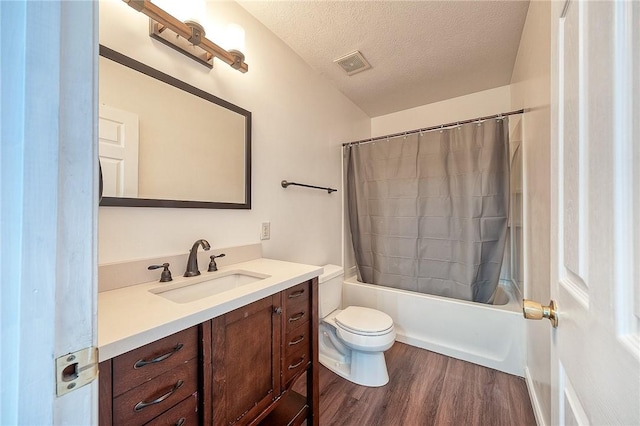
top-left (318, 264), bottom-right (344, 318)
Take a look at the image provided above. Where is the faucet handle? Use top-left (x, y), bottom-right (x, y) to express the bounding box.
top-left (148, 263), bottom-right (173, 282)
top-left (208, 254), bottom-right (226, 272)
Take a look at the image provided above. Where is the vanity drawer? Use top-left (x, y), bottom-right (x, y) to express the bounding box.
top-left (113, 359), bottom-right (198, 426)
top-left (284, 323), bottom-right (310, 357)
top-left (113, 326), bottom-right (198, 396)
top-left (283, 322), bottom-right (311, 387)
top-left (283, 343), bottom-right (310, 385)
top-left (144, 392), bottom-right (199, 426)
top-left (283, 282), bottom-right (310, 306)
top-left (283, 282), bottom-right (310, 334)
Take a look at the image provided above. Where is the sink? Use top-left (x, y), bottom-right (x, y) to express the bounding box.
top-left (150, 270), bottom-right (271, 304)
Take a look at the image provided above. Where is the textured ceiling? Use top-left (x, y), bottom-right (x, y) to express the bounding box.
top-left (237, 1), bottom-right (530, 117)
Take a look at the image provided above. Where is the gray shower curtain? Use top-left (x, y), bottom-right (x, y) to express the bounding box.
top-left (345, 118), bottom-right (509, 304)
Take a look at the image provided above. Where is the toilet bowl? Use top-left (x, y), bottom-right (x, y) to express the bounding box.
top-left (318, 265), bottom-right (396, 387)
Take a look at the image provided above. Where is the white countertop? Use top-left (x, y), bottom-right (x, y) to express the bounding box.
top-left (98, 258), bottom-right (322, 362)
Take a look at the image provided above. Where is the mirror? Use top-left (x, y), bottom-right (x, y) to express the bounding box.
top-left (98, 45), bottom-right (251, 209)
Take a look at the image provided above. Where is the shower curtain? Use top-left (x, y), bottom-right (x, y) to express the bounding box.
top-left (345, 118), bottom-right (509, 304)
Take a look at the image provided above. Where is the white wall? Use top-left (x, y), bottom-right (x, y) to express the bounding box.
top-left (98, 0), bottom-right (369, 266)
top-left (510, 1), bottom-right (552, 425)
top-left (370, 85), bottom-right (511, 137)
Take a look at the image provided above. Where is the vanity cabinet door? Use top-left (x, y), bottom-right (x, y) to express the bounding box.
top-left (212, 294), bottom-right (282, 426)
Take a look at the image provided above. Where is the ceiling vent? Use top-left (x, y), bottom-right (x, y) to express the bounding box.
top-left (333, 51), bottom-right (371, 76)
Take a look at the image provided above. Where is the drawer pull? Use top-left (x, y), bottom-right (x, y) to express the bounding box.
top-left (288, 312), bottom-right (305, 323)
top-left (133, 380), bottom-right (184, 412)
top-left (175, 418), bottom-right (186, 426)
top-left (288, 289), bottom-right (305, 299)
top-left (288, 335), bottom-right (305, 346)
top-left (288, 355), bottom-right (306, 370)
top-left (133, 343), bottom-right (183, 369)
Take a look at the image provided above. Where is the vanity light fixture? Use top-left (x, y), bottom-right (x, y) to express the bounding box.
top-left (123, 0), bottom-right (248, 72)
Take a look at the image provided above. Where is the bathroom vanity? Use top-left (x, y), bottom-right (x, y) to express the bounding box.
top-left (97, 257), bottom-right (321, 426)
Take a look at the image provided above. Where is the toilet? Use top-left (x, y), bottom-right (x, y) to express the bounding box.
top-left (318, 264), bottom-right (396, 387)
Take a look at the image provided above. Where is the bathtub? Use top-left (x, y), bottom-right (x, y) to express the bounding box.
top-left (342, 275), bottom-right (525, 376)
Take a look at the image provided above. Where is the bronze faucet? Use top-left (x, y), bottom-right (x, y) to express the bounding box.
top-left (184, 239), bottom-right (211, 277)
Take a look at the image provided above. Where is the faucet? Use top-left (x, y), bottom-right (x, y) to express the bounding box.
top-left (184, 239), bottom-right (211, 277)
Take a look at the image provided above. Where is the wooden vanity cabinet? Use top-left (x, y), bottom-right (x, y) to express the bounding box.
top-left (99, 277), bottom-right (319, 426)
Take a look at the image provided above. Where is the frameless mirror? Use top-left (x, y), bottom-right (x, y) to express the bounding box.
top-left (98, 45), bottom-right (251, 209)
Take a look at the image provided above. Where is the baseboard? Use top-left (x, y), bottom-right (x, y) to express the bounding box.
top-left (524, 366), bottom-right (546, 426)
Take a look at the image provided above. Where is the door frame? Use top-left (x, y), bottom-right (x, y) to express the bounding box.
top-left (0, 1), bottom-right (98, 423)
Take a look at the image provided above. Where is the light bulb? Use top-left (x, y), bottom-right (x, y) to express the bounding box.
top-left (154, 0), bottom-right (207, 31)
top-left (225, 23), bottom-right (245, 54)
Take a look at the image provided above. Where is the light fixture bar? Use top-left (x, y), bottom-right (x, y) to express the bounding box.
top-left (123, 0), bottom-right (248, 73)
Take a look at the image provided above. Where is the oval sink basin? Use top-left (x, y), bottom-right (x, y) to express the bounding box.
top-left (150, 270), bottom-right (271, 304)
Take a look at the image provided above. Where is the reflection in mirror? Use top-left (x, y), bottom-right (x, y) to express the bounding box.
top-left (98, 45), bottom-right (251, 209)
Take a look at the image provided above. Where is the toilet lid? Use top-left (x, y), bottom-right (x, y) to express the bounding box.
top-left (335, 306), bottom-right (394, 336)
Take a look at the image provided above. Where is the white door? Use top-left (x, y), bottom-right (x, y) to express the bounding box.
top-left (99, 104), bottom-right (140, 197)
top-left (551, 0), bottom-right (640, 424)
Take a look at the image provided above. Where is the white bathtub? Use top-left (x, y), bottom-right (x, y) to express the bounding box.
top-left (342, 275), bottom-right (525, 376)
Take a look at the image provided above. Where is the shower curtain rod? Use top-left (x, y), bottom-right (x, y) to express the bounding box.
top-left (342, 108), bottom-right (525, 147)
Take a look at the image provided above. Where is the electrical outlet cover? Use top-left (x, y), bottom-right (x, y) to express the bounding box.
top-left (261, 222), bottom-right (270, 240)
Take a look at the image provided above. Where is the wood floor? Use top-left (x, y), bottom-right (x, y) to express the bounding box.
top-left (295, 342), bottom-right (536, 426)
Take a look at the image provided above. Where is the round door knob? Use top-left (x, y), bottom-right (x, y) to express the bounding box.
top-left (274, 307), bottom-right (283, 315)
top-left (523, 299), bottom-right (558, 328)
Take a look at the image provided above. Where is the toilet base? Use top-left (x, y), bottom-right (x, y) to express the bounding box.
top-left (319, 348), bottom-right (390, 387)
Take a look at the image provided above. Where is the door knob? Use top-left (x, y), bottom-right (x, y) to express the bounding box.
top-left (523, 299), bottom-right (558, 328)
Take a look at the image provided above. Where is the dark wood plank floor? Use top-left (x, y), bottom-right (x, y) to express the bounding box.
top-left (295, 342), bottom-right (536, 426)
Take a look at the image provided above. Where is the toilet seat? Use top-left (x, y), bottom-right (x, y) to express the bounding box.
top-left (322, 307), bottom-right (396, 354)
top-left (335, 306), bottom-right (394, 336)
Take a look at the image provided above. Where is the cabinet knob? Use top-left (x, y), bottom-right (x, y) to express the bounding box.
top-left (274, 307), bottom-right (283, 315)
